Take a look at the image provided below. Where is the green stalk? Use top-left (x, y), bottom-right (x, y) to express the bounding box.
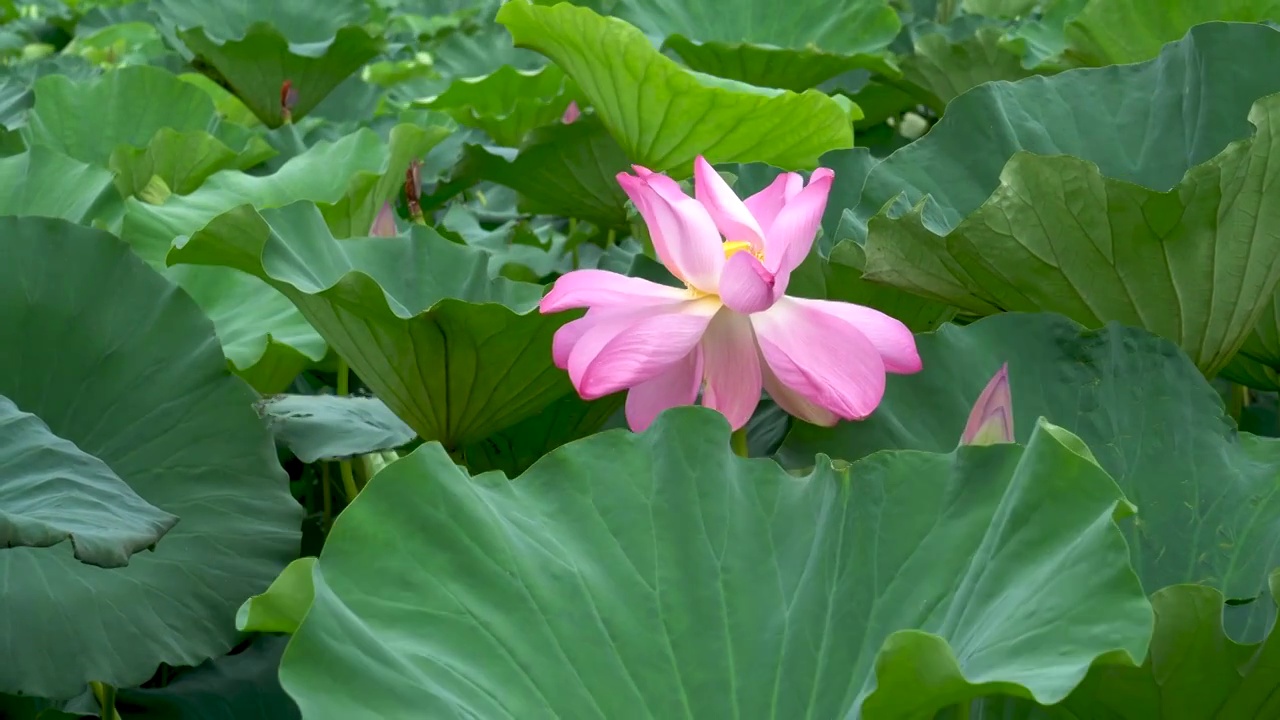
top-left (90, 681), bottom-right (121, 720)
top-left (730, 428), bottom-right (749, 458)
top-left (1227, 382), bottom-right (1248, 425)
top-left (336, 359), bottom-right (359, 501)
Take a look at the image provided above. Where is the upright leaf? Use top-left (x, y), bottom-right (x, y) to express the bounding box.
top-left (496, 0), bottom-right (857, 172)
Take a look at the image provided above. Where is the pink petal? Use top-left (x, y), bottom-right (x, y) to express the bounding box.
top-left (699, 309), bottom-right (762, 430)
top-left (551, 314), bottom-right (593, 369)
top-left (540, 269), bottom-right (690, 314)
top-left (369, 202), bottom-right (398, 237)
top-left (562, 101), bottom-right (581, 124)
top-left (743, 172), bottom-right (802, 235)
top-left (693, 156), bottom-right (765, 250)
top-left (750, 297), bottom-right (887, 421)
top-left (961, 363), bottom-right (1014, 446)
top-left (760, 357), bottom-right (838, 426)
top-left (764, 168), bottom-right (834, 277)
top-left (568, 298), bottom-right (720, 399)
top-left (617, 171), bottom-right (724, 294)
top-left (785, 297), bottom-right (922, 374)
top-left (625, 348), bottom-right (704, 431)
top-left (718, 251), bottom-right (777, 314)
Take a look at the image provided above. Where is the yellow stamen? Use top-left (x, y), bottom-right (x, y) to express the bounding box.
top-left (723, 240), bottom-right (762, 260)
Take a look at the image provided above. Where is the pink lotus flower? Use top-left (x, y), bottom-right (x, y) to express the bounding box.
top-left (539, 157), bottom-right (923, 431)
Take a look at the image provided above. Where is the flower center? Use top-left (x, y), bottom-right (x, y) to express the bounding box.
top-left (723, 240), bottom-right (763, 261)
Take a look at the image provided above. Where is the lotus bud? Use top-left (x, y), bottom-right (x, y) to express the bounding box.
top-left (369, 203), bottom-right (398, 237)
top-left (960, 363), bottom-right (1014, 446)
top-left (281, 79), bottom-right (298, 124)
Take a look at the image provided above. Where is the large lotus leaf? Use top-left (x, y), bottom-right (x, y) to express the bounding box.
top-left (496, 0), bottom-right (858, 173)
top-left (418, 64), bottom-right (575, 147)
top-left (117, 636), bottom-right (300, 720)
top-left (902, 24), bottom-right (1044, 106)
top-left (168, 201), bottom-right (576, 449)
top-left (781, 312), bottom-right (1280, 642)
top-left (110, 126), bottom-right (277, 198)
top-left (271, 407), bottom-right (1150, 717)
top-left (848, 22), bottom-right (1280, 376)
top-left (792, 239), bottom-right (957, 332)
top-left (121, 124), bottom-right (444, 389)
top-left (124, 123), bottom-right (447, 263)
top-left (257, 394), bottom-right (417, 463)
top-left (462, 116), bottom-right (632, 228)
top-left (1045, 574), bottom-right (1280, 719)
top-left (0, 217), bottom-right (301, 698)
top-left (165, 265), bottom-right (328, 393)
top-left (155, 0), bottom-right (381, 127)
top-left (0, 146), bottom-right (115, 222)
top-left (612, 0), bottom-right (900, 91)
top-left (458, 390), bottom-right (624, 476)
top-left (1065, 0), bottom-right (1280, 65)
top-left (22, 64), bottom-right (264, 185)
top-left (0, 394), bottom-right (178, 569)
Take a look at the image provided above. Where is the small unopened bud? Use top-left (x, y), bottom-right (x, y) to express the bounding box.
top-left (561, 101), bottom-right (581, 124)
top-left (405, 160), bottom-right (424, 224)
top-left (281, 80), bottom-right (298, 124)
top-left (960, 363), bottom-right (1014, 446)
top-left (369, 202), bottom-right (397, 237)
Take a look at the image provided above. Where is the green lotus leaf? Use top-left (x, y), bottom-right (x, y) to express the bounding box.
top-left (417, 64), bottom-right (575, 147)
top-left (1065, 0), bottom-right (1280, 65)
top-left (124, 123), bottom-right (446, 263)
top-left (0, 216), bottom-right (301, 698)
top-left (122, 124), bottom-right (445, 390)
top-left (257, 394), bottom-right (417, 463)
top-left (117, 636), bottom-right (300, 720)
top-left (155, 0), bottom-right (382, 127)
top-left (612, 0), bottom-right (900, 91)
top-left (781, 311), bottom-right (1280, 642)
top-left (0, 394), bottom-right (178, 568)
top-left (165, 265), bottom-right (329, 393)
top-left (23, 65), bottom-right (268, 190)
top-left (902, 24), bottom-right (1045, 106)
top-left (168, 201), bottom-right (576, 449)
top-left (461, 116), bottom-right (632, 228)
top-left (496, 0), bottom-right (858, 172)
top-left (110, 126), bottom-right (277, 198)
top-left (962, 0), bottom-right (1040, 16)
top-left (24, 65), bottom-right (215, 163)
top-left (1049, 574), bottom-right (1280, 718)
top-left (458, 390), bottom-right (624, 476)
top-left (236, 556), bottom-right (317, 635)
top-left (272, 406), bottom-right (1150, 717)
top-left (1220, 289), bottom-right (1280, 392)
top-left (0, 145), bottom-right (115, 222)
top-left (796, 238), bottom-right (957, 332)
top-left (848, 22), bottom-right (1280, 375)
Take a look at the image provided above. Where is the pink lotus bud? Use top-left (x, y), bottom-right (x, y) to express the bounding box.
top-left (960, 363), bottom-right (1013, 446)
top-left (369, 203), bottom-right (397, 237)
top-left (281, 79), bottom-right (298, 123)
top-left (562, 101), bottom-right (581, 124)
